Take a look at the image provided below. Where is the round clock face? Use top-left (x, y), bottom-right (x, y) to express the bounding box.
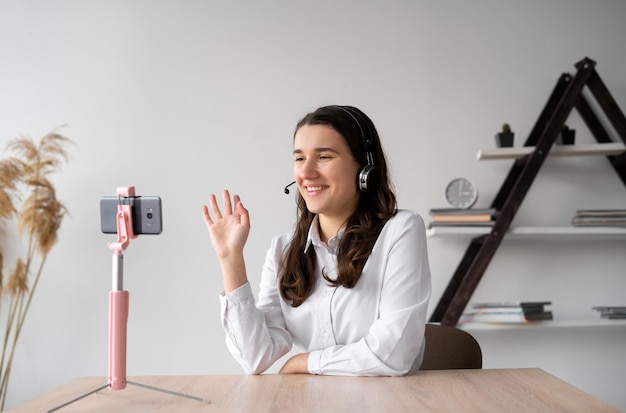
top-left (445, 178), bottom-right (478, 209)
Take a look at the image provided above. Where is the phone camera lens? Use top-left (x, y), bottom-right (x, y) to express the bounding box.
top-left (147, 212), bottom-right (153, 219)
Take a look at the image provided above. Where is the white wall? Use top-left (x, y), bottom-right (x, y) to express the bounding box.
top-left (1, 0), bottom-right (625, 410)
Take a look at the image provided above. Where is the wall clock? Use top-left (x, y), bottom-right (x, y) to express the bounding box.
top-left (445, 178), bottom-right (478, 209)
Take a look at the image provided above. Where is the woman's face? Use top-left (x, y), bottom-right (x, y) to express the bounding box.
top-left (293, 124), bottom-right (361, 222)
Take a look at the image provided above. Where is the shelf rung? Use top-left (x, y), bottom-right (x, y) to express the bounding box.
top-left (476, 142), bottom-right (626, 160)
top-left (426, 226), bottom-right (626, 238)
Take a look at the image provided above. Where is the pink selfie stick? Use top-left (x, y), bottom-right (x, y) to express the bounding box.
top-left (107, 186), bottom-right (137, 390)
top-left (46, 186), bottom-right (208, 411)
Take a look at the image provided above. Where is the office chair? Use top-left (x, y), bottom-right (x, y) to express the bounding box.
top-left (419, 323), bottom-right (482, 370)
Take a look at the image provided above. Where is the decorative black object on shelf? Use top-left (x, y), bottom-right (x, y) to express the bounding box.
top-left (556, 125), bottom-right (576, 145)
top-left (495, 123), bottom-right (514, 147)
top-left (430, 57), bottom-right (626, 327)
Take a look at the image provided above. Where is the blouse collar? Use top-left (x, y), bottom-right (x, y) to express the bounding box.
top-left (304, 215), bottom-right (343, 255)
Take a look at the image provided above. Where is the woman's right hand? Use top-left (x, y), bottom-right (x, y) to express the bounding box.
top-left (202, 189), bottom-right (250, 260)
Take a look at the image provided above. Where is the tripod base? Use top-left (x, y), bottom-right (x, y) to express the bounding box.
top-left (47, 380), bottom-right (209, 412)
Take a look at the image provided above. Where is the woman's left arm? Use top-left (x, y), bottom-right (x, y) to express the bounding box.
top-left (279, 352), bottom-right (310, 374)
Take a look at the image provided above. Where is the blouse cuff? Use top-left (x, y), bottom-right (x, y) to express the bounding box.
top-left (219, 281), bottom-right (252, 307)
top-left (308, 349), bottom-right (323, 374)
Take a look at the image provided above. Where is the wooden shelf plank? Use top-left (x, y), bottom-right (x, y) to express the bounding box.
top-left (476, 142), bottom-right (626, 160)
top-left (426, 226), bottom-right (626, 239)
top-left (458, 318), bottom-right (626, 331)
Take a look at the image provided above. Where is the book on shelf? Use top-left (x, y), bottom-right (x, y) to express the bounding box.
top-left (428, 221), bottom-right (495, 228)
top-left (575, 209), bottom-right (626, 217)
top-left (459, 311), bottom-right (553, 323)
top-left (459, 301), bottom-right (553, 324)
top-left (571, 209), bottom-right (626, 227)
top-left (429, 208), bottom-right (498, 215)
top-left (471, 301), bottom-right (551, 310)
top-left (592, 306), bottom-right (626, 319)
top-left (429, 208), bottom-right (498, 225)
top-left (572, 217), bottom-right (626, 227)
top-left (432, 214), bottom-right (494, 223)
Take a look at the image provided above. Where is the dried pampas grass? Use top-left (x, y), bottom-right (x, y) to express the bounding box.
top-left (0, 130), bottom-right (73, 410)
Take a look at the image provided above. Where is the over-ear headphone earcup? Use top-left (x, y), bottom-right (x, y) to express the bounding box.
top-left (334, 105), bottom-right (376, 192)
top-left (358, 164), bottom-right (376, 191)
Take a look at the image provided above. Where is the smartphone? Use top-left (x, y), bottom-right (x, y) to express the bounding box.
top-left (100, 196), bottom-right (163, 235)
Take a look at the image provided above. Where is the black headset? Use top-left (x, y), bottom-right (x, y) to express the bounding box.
top-left (334, 105), bottom-right (376, 191)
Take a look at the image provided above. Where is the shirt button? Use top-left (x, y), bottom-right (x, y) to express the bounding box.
top-left (322, 330), bottom-right (330, 339)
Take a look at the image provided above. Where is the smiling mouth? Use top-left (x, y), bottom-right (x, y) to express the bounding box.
top-left (306, 186), bottom-right (328, 192)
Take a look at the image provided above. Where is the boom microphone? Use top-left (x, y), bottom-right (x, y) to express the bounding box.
top-left (284, 181), bottom-right (296, 194)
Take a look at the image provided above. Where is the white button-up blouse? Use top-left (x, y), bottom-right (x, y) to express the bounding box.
top-left (218, 209), bottom-right (432, 376)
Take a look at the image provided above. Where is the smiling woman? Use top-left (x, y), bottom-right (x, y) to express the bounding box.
top-left (202, 105), bottom-right (432, 377)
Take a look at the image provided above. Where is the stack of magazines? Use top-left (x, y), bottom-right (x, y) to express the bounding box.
top-left (459, 301), bottom-right (553, 324)
top-left (592, 306), bottom-right (626, 319)
top-left (571, 209), bottom-right (626, 227)
top-left (429, 208), bottom-right (498, 227)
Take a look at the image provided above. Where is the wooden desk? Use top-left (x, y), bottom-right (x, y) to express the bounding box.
top-left (6, 368), bottom-right (621, 413)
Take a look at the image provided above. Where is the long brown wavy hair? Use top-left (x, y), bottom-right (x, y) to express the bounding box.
top-left (279, 105), bottom-right (397, 307)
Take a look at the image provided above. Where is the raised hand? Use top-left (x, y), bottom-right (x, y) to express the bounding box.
top-left (202, 189), bottom-right (250, 260)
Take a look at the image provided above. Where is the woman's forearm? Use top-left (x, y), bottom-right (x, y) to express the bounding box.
top-left (219, 253), bottom-right (249, 294)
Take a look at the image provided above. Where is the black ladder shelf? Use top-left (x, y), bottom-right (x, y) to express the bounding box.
top-left (429, 57), bottom-right (626, 327)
